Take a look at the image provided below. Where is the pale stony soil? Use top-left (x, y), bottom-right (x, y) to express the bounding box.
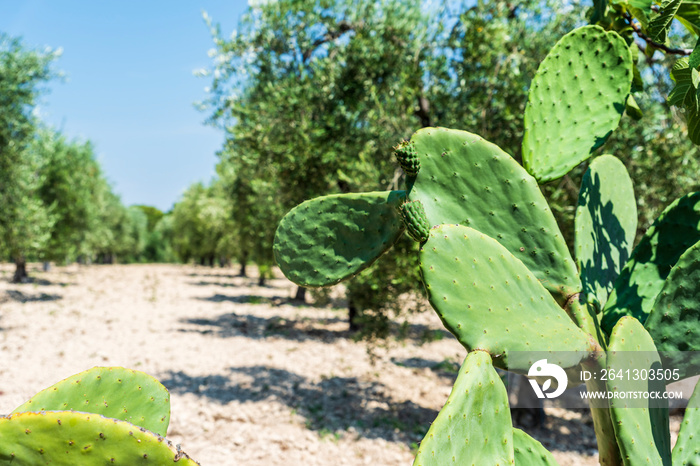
top-left (0, 263), bottom-right (683, 465)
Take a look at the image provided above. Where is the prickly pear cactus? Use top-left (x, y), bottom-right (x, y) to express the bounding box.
top-left (399, 199), bottom-right (429, 242)
top-left (522, 25), bottom-right (633, 183)
top-left (644, 239), bottom-right (700, 380)
top-left (12, 367), bottom-right (171, 436)
top-left (606, 317), bottom-right (672, 466)
top-left (273, 191), bottom-right (405, 287)
top-left (575, 154), bottom-right (637, 310)
top-left (407, 127), bottom-right (580, 305)
top-left (413, 351), bottom-right (514, 466)
top-left (602, 192), bottom-right (700, 333)
top-left (672, 379), bottom-right (700, 465)
top-left (394, 140), bottom-right (420, 175)
top-left (0, 411), bottom-right (199, 465)
top-left (513, 428), bottom-right (559, 466)
top-left (420, 224), bottom-right (594, 371)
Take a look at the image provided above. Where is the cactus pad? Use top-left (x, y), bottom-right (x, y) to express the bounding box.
top-left (575, 155), bottom-right (637, 310)
top-left (399, 200), bottom-right (430, 242)
top-left (513, 428), bottom-right (559, 465)
top-left (12, 367), bottom-right (171, 437)
top-left (672, 378), bottom-right (700, 465)
top-left (420, 225), bottom-right (593, 371)
top-left (522, 26), bottom-right (633, 182)
top-left (607, 317), bottom-right (672, 466)
top-left (394, 140), bottom-right (420, 175)
top-left (0, 411), bottom-right (198, 465)
top-left (602, 192), bottom-right (700, 334)
top-left (273, 191), bottom-right (405, 287)
top-left (644, 240), bottom-right (700, 380)
top-left (408, 127), bottom-right (580, 305)
top-left (413, 351), bottom-right (514, 466)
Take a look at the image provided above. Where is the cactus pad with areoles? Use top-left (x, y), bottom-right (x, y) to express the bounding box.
top-left (419, 224), bottom-right (593, 371)
top-left (0, 411), bottom-right (199, 465)
top-left (607, 317), bottom-right (672, 466)
top-left (602, 192), bottom-right (700, 334)
top-left (522, 25), bottom-right (633, 183)
top-left (12, 366), bottom-right (171, 437)
top-left (513, 428), bottom-right (559, 466)
top-left (644, 239), bottom-right (700, 380)
top-left (413, 351), bottom-right (514, 466)
top-left (273, 191), bottom-right (405, 287)
top-left (408, 127), bottom-right (580, 305)
top-left (575, 154), bottom-right (637, 310)
top-left (672, 378), bottom-right (700, 465)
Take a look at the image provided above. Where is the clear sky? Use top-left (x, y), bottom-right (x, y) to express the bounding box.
top-left (0, 1), bottom-right (249, 212)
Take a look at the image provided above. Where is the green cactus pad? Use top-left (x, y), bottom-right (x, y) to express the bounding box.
top-left (420, 225), bottom-right (593, 371)
top-left (575, 154), bottom-right (637, 310)
top-left (522, 25), bottom-right (633, 182)
top-left (273, 191), bottom-right (405, 287)
top-left (12, 367), bottom-right (171, 437)
top-left (672, 378), bottom-right (700, 465)
top-left (607, 317), bottom-right (672, 466)
top-left (408, 127), bottom-right (580, 305)
top-left (394, 140), bottom-right (420, 175)
top-left (644, 240), bottom-right (700, 380)
top-left (413, 351), bottom-right (514, 466)
top-left (399, 200), bottom-right (430, 242)
top-left (0, 411), bottom-right (199, 465)
top-left (602, 192), bottom-right (700, 334)
top-left (513, 428), bottom-right (559, 465)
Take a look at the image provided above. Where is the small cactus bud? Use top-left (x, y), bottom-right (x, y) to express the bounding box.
top-left (394, 140), bottom-right (420, 175)
top-left (400, 199), bottom-right (430, 242)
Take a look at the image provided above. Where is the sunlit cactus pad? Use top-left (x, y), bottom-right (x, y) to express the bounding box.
top-left (606, 317), bottom-right (671, 465)
top-left (408, 127), bottom-right (579, 304)
top-left (0, 411), bottom-right (199, 465)
top-left (513, 428), bottom-right (559, 465)
top-left (419, 224), bottom-right (592, 371)
top-left (413, 351), bottom-right (514, 466)
top-left (273, 191), bottom-right (405, 287)
top-left (12, 366), bottom-right (171, 437)
top-left (522, 25), bottom-right (633, 182)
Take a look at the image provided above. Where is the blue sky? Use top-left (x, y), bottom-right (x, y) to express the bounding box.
top-left (0, 1), bottom-right (249, 212)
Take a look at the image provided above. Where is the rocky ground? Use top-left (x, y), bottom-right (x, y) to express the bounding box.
top-left (0, 263), bottom-right (684, 465)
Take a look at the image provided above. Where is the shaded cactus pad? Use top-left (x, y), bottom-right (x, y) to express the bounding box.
top-left (644, 239), bottom-right (700, 380)
top-left (273, 191), bottom-right (405, 287)
top-left (522, 25), bottom-right (633, 182)
top-left (408, 127), bottom-right (580, 305)
top-left (399, 199), bottom-right (430, 242)
top-left (575, 154), bottom-right (637, 310)
top-left (413, 351), bottom-right (514, 466)
top-left (602, 192), bottom-right (700, 334)
top-left (0, 411), bottom-right (199, 465)
top-left (672, 379), bottom-right (700, 465)
top-left (419, 225), bottom-right (593, 372)
top-left (12, 366), bottom-right (171, 437)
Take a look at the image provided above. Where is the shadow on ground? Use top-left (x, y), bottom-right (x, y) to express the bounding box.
top-left (179, 312), bottom-right (350, 342)
top-left (160, 365), bottom-right (436, 445)
top-left (2, 290), bottom-right (62, 303)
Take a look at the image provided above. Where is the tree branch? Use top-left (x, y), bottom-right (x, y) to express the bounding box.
top-left (302, 20), bottom-right (356, 62)
top-left (624, 12), bottom-right (691, 56)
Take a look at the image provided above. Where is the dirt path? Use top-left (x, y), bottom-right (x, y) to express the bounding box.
top-left (0, 263), bottom-right (673, 465)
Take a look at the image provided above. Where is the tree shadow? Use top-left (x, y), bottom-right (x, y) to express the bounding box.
top-left (193, 293), bottom-right (314, 308)
top-left (390, 357), bottom-right (459, 382)
top-left (179, 312), bottom-right (350, 342)
top-left (3, 290), bottom-right (63, 303)
top-left (23, 277), bottom-right (73, 287)
top-left (160, 365), bottom-right (436, 445)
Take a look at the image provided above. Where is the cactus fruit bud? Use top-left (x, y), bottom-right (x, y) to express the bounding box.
top-left (399, 200), bottom-right (429, 242)
top-left (394, 140), bottom-right (420, 175)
